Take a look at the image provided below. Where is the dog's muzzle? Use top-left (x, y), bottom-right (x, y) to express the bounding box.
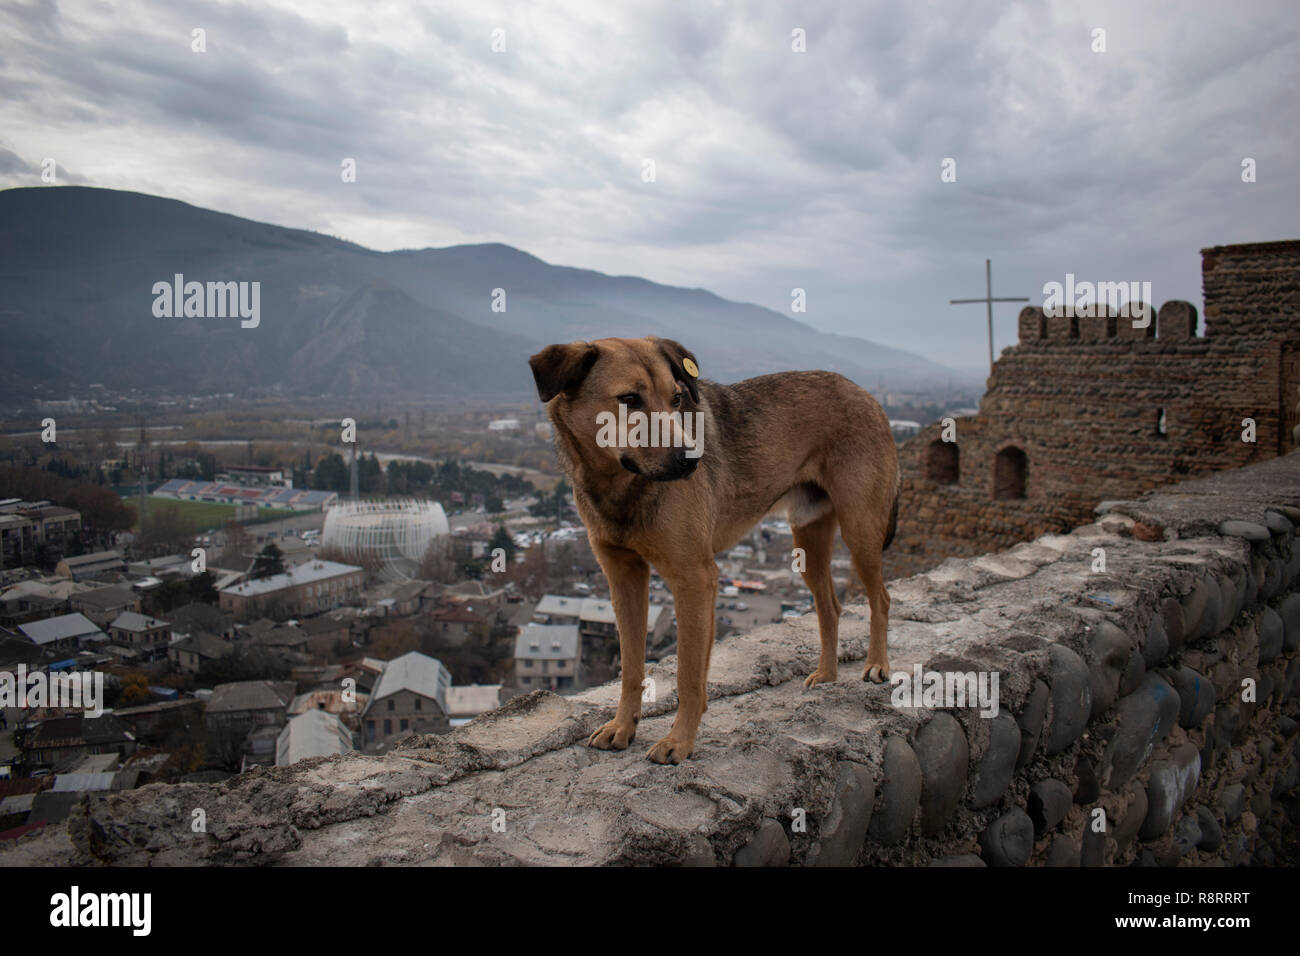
top-left (627, 448), bottom-right (698, 482)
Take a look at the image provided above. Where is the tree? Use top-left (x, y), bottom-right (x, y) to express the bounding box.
top-left (360, 452), bottom-right (384, 494)
top-left (488, 524), bottom-right (516, 563)
top-left (250, 542), bottom-right (286, 579)
top-left (313, 453), bottom-right (348, 493)
top-left (529, 480), bottom-right (574, 522)
top-left (137, 502), bottom-right (195, 557)
top-left (418, 538), bottom-right (460, 585)
top-left (371, 620), bottom-right (419, 659)
top-left (119, 672), bottom-right (151, 706)
top-left (220, 522), bottom-right (252, 569)
top-left (143, 577), bottom-right (193, 616)
top-left (189, 570), bottom-right (219, 604)
top-left (197, 647), bottom-right (288, 686)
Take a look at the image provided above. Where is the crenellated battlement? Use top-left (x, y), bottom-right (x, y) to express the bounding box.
top-left (1017, 240), bottom-right (1300, 347)
top-left (1018, 301), bottom-right (1195, 344)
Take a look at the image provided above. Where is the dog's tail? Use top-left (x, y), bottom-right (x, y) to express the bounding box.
top-left (882, 468), bottom-right (901, 551)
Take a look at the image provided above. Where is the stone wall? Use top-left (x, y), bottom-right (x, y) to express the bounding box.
top-left (1203, 240), bottom-right (1300, 339)
top-left (4, 453), bottom-right (1299, 866)
top-left (886, 239), bottom-right (1300, 580)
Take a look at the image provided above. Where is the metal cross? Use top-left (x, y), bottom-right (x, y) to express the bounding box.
top-left (949, 259), bottom-right (1029, 375)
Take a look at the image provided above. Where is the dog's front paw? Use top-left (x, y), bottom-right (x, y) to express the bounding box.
top-left (588, 717), bottom-right (637, 750)
top-left (861, 661), bottom-right (890, 683)
top-left (646, 734), bottom-right (693, 765)
top-left (802, 668), bottom-right (837, 688)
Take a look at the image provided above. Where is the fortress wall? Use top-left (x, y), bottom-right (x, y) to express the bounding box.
top-left (1202, 240), bottom-right (1300, 339)
top-left (890, 237), bottom-right (1300, 579)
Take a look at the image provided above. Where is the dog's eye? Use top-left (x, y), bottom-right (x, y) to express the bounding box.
top-left (618, 393), bottom-right (641, 408)
top-left (671, 392), bottom-right (683, 409)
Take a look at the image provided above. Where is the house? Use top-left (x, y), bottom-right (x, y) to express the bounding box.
top-left (166, 601), bottom-right (237, 640)
top-left (20, 713), bottom-right (137, 770)
top-left (427, 603), bottom-right (488, 646)
top-left (204, 680), bottom-right (295, 739)
top-left (0, 501), bottom-right (81, 569)
top-left (445, 684), bottom-right (502, 726)
top-left (288, 688), bottom-right (367, 719)
top-left (17, 613), bottom-right (105, 653)
top-left (217, 560), bottom-right (364, 619)
top-left (532, 594), bottom-right (584, 626)
top-left (16, 504), bottom-right (81, 554)
top-left (0, 629), bottom-right (52, 669)
top-left (342, 659), bottom-right (385, 696)
top-left (532, 594), bottom-right (672, 647)
top-left (449, 524), bottom-right (496, 561)
top-left (111, 698), bottom-right (203, 743)
top-left (0, 513), bottom-right (33, 570)
top-left (364, 579), bottom-right (432, 617)
top-left (0, 578), bottom-right (79, 625)
top-left (442, 579), bottom-right (507, 612)
top-left (243, 724), bottom-right (282, 770)
top-left (275, 709), bottom-right (354, 766)
top-left (361, 650), bottom-right (452, 749)
top-left (514, 624), bottom-right (581, 693)
top-left (108, 611), bottom-right (171, 661)
top-left (167, 631), bottom-right (230, 674)
top-left (250, 625), bottom-right (310, 655)
top-left (238, 618), bottom-right (278, 641)
top-left (101, 643), bottom-right (141, 665)
top-left (126, 554), bottom-right (195, 579)
top-left (292, 614), bottom-right (353, 657)
top-left (55, 550), bottom-right (126, 581)
top-left (70, 585), bottom-right (140, 628)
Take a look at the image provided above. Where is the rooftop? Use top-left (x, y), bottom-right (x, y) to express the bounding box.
top-left (514, 624), bottom-right (580, 660)
top-left (109, 611), bottom-right (168, 632)
top-left (276, 710), bottom-right (354, 766)
top-left (445, 684), bottom-right (502, 716)
top-left (429, 604), bottom-right (486, 624)
top-left (219, 560), bottom-right (363, 598)
top-left (72, 585), bottom-right (137, 610)
top-left (206, 680), bottom-right (295, 714)
top-left (17, 613), bottom-right (102, 646)
top-left (364, 650), bottom-right (451, 713)
top-left (535, 594), bottom-right (663, 627)
top-left (58, 550), bottom-right (124, 569)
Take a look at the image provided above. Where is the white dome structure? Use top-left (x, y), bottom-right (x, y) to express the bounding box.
top-left (321, 499), bottom-right (449, 582)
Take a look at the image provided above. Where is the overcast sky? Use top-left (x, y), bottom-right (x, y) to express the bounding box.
top-left (2, 0), bottom-right (1296, 371)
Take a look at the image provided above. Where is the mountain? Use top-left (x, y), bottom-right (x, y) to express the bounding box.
top-left (0, 186), bottom-right (954, 400)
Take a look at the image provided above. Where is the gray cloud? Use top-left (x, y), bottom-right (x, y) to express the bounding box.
top-left (0, 0), bottom-right (1295, 370)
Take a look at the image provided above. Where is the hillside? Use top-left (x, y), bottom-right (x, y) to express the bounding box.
top-left (0, 186), bottom-right (953, 400)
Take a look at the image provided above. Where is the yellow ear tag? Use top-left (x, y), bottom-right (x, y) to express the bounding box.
top-left (682, 357), bottom-right (699, 378)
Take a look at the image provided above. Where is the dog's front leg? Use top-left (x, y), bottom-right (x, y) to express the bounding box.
top-left (587, 541), bottom-right (650, 751)
top-left (648, 559), bottom-right (718, 764)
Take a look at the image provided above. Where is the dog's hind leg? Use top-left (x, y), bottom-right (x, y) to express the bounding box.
top-left (839, 522), bottom-right (891, 682)
top-left (830, 498), bottom-right (893, 683)
top-left (791, 509), bottom-right (842, 687)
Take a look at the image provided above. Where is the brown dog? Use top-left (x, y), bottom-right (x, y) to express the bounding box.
top-left (529, 336), bottom-right (899, 764)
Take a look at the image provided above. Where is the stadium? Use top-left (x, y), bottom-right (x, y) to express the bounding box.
top-left (320, 499), bottom-right (449, 582)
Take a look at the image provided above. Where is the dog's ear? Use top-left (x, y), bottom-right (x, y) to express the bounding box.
top-left (529, 342), bottom-right (600, 403)
top-left (650, 337), bottom-right (700, 403)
